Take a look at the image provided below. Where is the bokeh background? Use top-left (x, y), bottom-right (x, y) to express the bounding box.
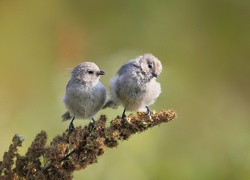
top-left (1, 0), bottom-right (250, 179)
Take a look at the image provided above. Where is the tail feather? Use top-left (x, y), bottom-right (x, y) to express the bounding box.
top-left (103, 100), bottom-right (119, 109)
top-left (62, 111), bottom-right (72, 121)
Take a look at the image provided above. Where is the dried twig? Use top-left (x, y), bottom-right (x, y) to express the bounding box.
top-left (0, 110), bottom-right (176, 179)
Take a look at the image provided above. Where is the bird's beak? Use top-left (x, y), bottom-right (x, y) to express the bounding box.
top-left (152, 72), bottom-right (158, 78)
top-left (97, 70), bottom-right (105, 76)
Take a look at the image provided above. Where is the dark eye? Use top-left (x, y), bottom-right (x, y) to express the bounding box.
top-left (148, 64), bottom-right (152, 69)
top-left (88, 71), bottom-right (94, 74)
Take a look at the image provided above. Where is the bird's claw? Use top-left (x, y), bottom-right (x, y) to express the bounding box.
top-left (89, 118), bottom-right (95, 131)
top-left (146, 106), bottom-right (153, 116)
top-left (69, 122), bottom-right (75, 132)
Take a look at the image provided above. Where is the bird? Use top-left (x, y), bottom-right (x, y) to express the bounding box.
top-left (62, 62), bottom-right (106, 130)
top-left (103, 53), bottom-right (162, 119)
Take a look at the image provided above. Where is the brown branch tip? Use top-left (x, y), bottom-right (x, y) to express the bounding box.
top-left (0, 110), bottom-right (176, 180)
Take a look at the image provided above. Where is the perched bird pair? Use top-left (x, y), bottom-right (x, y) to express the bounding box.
top-left (62, 54), bottom-right (163, 130)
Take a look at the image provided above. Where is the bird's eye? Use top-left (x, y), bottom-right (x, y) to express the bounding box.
top-left (148, 64), bottom-right (152, 69)
top-left (88, 71), bottom-right (94, 74)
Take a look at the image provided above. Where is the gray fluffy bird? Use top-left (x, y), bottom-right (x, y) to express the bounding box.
top-left (103, 53), bottom-right (162, 119)
top-left (62, 62), bottom-right (106, 129)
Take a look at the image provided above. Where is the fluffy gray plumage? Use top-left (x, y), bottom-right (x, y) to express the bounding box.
top-left (103, 53), bottom-right (162, 116)
top-left (62, 62), bottom-right (106, 122)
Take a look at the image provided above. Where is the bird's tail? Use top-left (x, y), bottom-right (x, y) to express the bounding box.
top-left (102, 100), bottom-right (119, 109)
top-left (61, 111), bottom-right (72, 121)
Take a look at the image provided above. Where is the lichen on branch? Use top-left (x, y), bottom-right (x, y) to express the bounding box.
top-left (0, 110), bottom-right (176, 179)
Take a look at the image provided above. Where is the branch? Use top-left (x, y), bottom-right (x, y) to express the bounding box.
top-left (0, 110), bottom-right (176, 179)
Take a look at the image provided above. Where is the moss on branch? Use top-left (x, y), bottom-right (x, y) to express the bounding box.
top-left (0, 110), bottom-right (176, 179)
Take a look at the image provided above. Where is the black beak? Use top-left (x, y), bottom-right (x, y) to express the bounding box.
top-left (97, 70), bottom-right (105, 76)
top-left (152, 72), bottom-right (158, 78)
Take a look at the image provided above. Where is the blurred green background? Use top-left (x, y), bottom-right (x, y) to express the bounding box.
top-left (0, 0), bottom-right (250, 179)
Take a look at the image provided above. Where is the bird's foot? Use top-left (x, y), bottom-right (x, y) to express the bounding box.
top-left (89, 118), bottom-right (95, 131)
top-left (146, 106), bottom-right (153, 116)
top-left (69, 122), bottom-right (75, 132)
top-left (121, 113), bottom-right (126, 120)
top-left (68, 117), bottom-right (75, 132)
